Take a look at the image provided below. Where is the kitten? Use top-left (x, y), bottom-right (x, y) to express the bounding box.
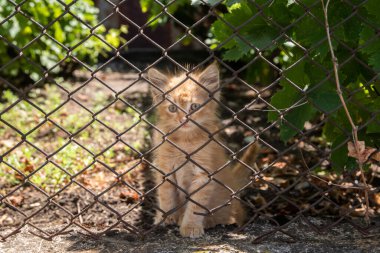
top-left (148, 62), bottom-right (259, 238)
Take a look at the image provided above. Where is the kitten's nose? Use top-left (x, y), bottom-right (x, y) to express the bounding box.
top-left (179, 116), bottom-right (187, 124)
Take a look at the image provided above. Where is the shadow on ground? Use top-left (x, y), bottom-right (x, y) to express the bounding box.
top-left (1, 217), bottom-right (379, 253)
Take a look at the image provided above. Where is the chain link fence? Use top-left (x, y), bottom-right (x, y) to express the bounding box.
top-left (0, 0), bottom-right (379, 243)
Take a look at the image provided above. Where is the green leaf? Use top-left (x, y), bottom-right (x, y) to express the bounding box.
top-left (264, 0), bottom-right (292, 26)
top-left (268, 60), bottom-right (318, 142)
top-left (278, 102), bottom-right (316, 142)
top-left (222, 37), bottom-right (252, 61)
top-left (211, 3), bottom-right (279, 51)
top-left (308, 83), bottom-right (341, 113)
top-left (243, 31), bottom-right (277, 51)
top-left (343, 15), bottom-right (362, 45)
top-left (359, 26), bottom-right (379, 54)
top-left (322, 121), bottom-right (339, 142)
top-left (53, 23), bottom-right (65, 42)
top-left (282, 59), bottom-right (310, 89)
top-left (364, 0), bottom-right (380, 25)
top-left (268, 81), bottom-right (317, 142)
top-left (367, 115), bottom-right (380, 134)
top-left (331, 135), bottom-right (348, 172)
top-left (9, 18), bottom-right (21, 38)
top-left (293, 16), bottom-right (333, 60)
top-left (191, 0), bottom-right (220, 5)
top-left (222, 47), bottom-right (245, 61)
top-left (225, 0), bottom-right (242, 6)
top-left (368, 51), bottom-right (380, 72)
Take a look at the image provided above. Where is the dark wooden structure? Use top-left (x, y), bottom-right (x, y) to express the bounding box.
top-left (96, 0), bottom-right (172, 49)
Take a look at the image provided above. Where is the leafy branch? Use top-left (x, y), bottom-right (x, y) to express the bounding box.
top-left (321, 0), bottom-right (370, 223)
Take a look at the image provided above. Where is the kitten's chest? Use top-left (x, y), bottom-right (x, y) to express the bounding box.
top-left (163, 140), bottom-right (211, 160)
top-left (154, 134), bottom-right (225, 171)
top-left (154, 133), bottom-right (200, 154)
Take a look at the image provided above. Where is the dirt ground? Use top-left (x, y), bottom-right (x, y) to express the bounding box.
top-left (1, 217), bottom-right (379, 253)
top-left (1, 70), bottom-right (379, 253)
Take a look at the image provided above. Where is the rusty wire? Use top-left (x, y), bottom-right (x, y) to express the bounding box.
top-left (0, 0), bottom-right (379, 243)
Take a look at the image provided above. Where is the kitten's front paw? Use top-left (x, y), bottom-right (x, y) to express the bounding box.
top-left (179, 223), bottom-right (204, 238)
top-left (163, 214), bottom-right (178, 225)
top-left (154, 213), bottom-right (178, 226)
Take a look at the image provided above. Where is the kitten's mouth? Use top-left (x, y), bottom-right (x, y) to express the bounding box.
top-left (179, 121), bottom-right (190, 129)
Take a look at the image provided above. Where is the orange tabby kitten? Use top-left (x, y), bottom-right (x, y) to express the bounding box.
top-left (148, 62), bottom-right (259, 238)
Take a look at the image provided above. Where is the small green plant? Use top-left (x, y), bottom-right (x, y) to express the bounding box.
top-left (0, 85), bottom-right (149, 191)
top-left (29, 163), bottom-right (71, 194)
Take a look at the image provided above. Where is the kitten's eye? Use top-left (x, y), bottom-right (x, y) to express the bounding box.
top-left (190, 103), bottom-right (200, 111)
top-left (168, 104), bottom-right (177, 113)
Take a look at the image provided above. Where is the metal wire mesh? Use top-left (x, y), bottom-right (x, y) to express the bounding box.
top-left (0, 0), bottom-right (379, 242)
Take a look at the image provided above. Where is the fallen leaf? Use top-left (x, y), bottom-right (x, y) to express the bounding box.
top-left (260, 157), bottom-right (271, 163)
top-left (252, 194), bottom-right (267, 206)
top-left (0, 140), bottom-right (15, 148)
top-left (347, 141), bottom-right (376, 164)
top-left (370, 164), bottom-right (380, 173)
top-left (370, 151), bottom-right (380, 162)
top-left (273, 162), bottom-right (287, 169)
top-left (99, 73), bottom-right (107, 81)
top-left (120, 189), bottom-right (139, 203)
top-left (24, 163), bottom-right (34, 173)
top-left (14, 173), bottom-right (24, 181)
top-left (372, 193), bottom-right (380, 206)
top-left (8, 195), bottom-right (24, 206)
top-left (30, 202), bottom-right (41, 207)
top-left (0, 214), bottom-right (9, 224)
top-left (77, 94), bottom-right (89, 101)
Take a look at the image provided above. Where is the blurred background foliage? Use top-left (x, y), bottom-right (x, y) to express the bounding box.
top-left (0, 0), bottom-right (127, 85)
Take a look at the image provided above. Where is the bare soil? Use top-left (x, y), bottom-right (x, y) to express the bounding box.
top-left (1, 217), bottom-right (379, 253)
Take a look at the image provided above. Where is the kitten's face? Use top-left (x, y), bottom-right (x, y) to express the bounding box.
top-left (148, 63), bottom-right (220, 133)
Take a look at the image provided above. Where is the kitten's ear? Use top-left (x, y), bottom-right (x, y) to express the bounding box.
top-left (198, 62), bottom-right (219, 92)
top-left (147, 68), bottom-right (168, 97)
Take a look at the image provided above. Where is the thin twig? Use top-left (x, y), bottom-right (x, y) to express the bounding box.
top-left (77, 201), bottom-right (83, 224)
top-left (321, 0), bottom-right (370, 223)
top-left (299, 148), bottom-right (366, 190)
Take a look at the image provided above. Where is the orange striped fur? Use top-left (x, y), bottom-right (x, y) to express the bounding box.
top-left (148, 63), bottom-right (259, 238)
